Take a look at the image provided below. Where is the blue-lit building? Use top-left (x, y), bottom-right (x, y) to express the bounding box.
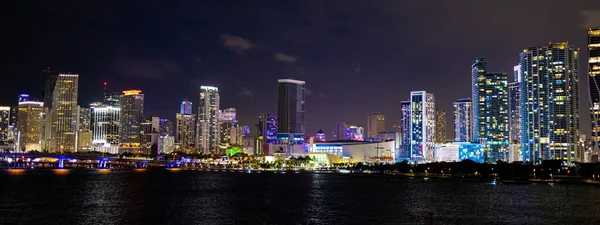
top-left (520, 42), bottom-right (581, 164)
top-left (266, 114), bottom-right (277, 144)
top-left (458, 142), bottom-right (485, 163)
top-left (180, 100), bottom-right (192, 114)
top-left (453, 98), bottom-right (472, 142)
top-left (471, 58), bottom-right (509, 162)
top-left (410, 91), bottom-right (436, 162)
top-left (400, 101), bottom-right (411, 159)
top-left (345, 126), bottom-right (364, 141)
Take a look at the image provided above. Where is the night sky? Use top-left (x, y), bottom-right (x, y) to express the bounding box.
top-left (3, 1), bottom-right (600, 138)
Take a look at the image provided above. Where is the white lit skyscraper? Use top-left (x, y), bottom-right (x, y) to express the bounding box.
top-left (453, 98), bottom-right (472, 142)
top-left (50, 73), bottom-right (79, 153)
top-left (91, 105), bottom-right (120, 154)
top-left (521, 42), bottom-right (581, 164)
top-left (410, 91), bottom-right (435, 161)
top-left (197, 86), bottom-right (220, 154)
top-left (400, 101), bottom-right (411, 159)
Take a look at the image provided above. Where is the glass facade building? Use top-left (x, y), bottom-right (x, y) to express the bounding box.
top-left (589, 29), bottom-right (600, 150)
top-left (367, 112), bottom-right (385, 138)
top-left (0, 106), bottom-right (10, 143)
top-left (410, 91), bottom-right (435, 161)
top-left (400, 101), bottom-right (411, 159)
top-left (453, 98), bottom-right (472, 142)
top-left (435, 109), bottom-right (446, 143)
top-left (50, 74), bottom-right (79, 153)
top-left (277, 79), bottom-right (305, 136)
top-left (18, 101), bottom-right (44, 152)
top-left (197, 86), bottom-right (220, 154)
top-left (520, 42), bottom-right (581, 163)
top-left (119, 90), bottom-right (144, 150)
top-left (180, 100), bottom-right (192, 114)
top-left (91, 105), bottom-right (120, 154)
top-left (458, 143), bottom-right (485, 163)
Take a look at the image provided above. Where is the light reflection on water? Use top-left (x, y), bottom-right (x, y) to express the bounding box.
top-left (1, 170), bottom-right (599, 224)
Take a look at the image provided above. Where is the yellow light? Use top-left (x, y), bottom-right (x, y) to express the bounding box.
top-left (168, 168), bottom-right (182, 172)
top-left (52, 169), bottom-right (70, 175)
top-left (122, 90), bottom-right (142, 95)
top-left (134, 168), bottom-right (147, 172)
top-left (7, 169), bottom-right (25, 175)
top-left (97, 169), bottom-right (111, 173)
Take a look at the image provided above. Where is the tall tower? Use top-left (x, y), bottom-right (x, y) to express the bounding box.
top-left (17, 101), bottom-right (44, 152)
top-left (119, 90), bottom-right (144, 152)
top-left (521, 42), bottom-right (580, 164)
top-left (400, 101), bottom-right (411, 159)
top-left (332, 122), bottom-right (348, 141)
top-left (277, 79), bottom-right (306, 137)
top-left (589, 28), bottom-right (600, 155)
top-left (176, 100), bottom-right (196, 152)
top-left (471, 58), bottom-right (487, 141)
top-left (453, 98), bottom-right (472, 142)
top-left (50, 73), bottom-right (79, 153)
top-left (197, 86), bottom-right (220, 154)
top-left (0, 106), bottom-right (10, 143)
top-left (367, 112), bottom-right (385, 138)
top-left (91, 105), bottom-right (120, 154)
top-left (509, 81), bottom-right (521, 144)
top-left (409, 91), bottom-right (435, 161)
top-left (435, 109), bottom-right (446, 143)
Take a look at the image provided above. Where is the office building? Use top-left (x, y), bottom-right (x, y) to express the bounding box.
top-left (400, 101), bottom-right (411, 159)
top-left (435, 109), bottom-right (446, 143)
top-left (367, 112), bottom-right (385, 138)
top-left (277, 79), bottom-right (305, 136)
top-left (17, 101), bottom-right (44, 152)
top-left (180, 99), bottom-right (192, 115)
top-left (332, 122), bottom-right (348, 141)
top-left (472, 58), bottom-right (509, 162)
top-left (176, 113), bottom-right (196, 152)
top-left (453, 98), bottom-right (472, 142)
top-left (220, 108), bottom-right (236, 121)
top-left (77, 107), bottom-right (92, 152)
top-left (0, 107), bottom-right (10, 143)
top-left (241, 125), bottom-right (250, 137)
top-left (197, 86), bottom-right (220, 154)
top-left (9, 106), bottom-right (18, 127)
top-left (152, 117), bottom-right (173, 136)
top-left (50, 73), bottom-right (79, 153)
top-left (509, 82), bottom-right (521, 143)
top-left (119, 90), bottom-right (144, 151)
top-left (158, 135), bottom-right (175, 154)
top-left (410, 91), bottom-right (436, 161)
top-left (589, 28), bottom-right (600, 154)
top-left (345, 126), bottom-right (364, 141)
top-left (520, 42), bottom-right (581, 163)
top-left (91, 105), bottom-right (120, 154)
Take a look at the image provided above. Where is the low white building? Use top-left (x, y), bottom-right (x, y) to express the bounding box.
top-left (309, 140), bottom-right (395, 163)
top-left (434, 143), bottom-right (459, 162)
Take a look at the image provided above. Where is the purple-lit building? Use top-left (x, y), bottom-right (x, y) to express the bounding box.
top-left (266, 114), bottom-right (277, 144)
top-left (345, 126), bottom-right (364, 141)
top-left (241, 125), bottom-right (250, 137)
top-left (316, 129), bottom-right (326, 142)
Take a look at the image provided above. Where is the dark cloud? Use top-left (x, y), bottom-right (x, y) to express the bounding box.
top-left (112, 58), bottom-right (181, 80)
top-left (581, 9), bottom-right (600, 28)
top-left (274, 52), bottom-right (298, 63)
top-left (220, 34), bottom-right (255, 53)
top-left (237, 87), bottom-right (254, 97)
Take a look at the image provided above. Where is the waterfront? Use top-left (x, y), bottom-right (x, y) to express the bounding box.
top-left (1, 170), bottom-right (600, 224)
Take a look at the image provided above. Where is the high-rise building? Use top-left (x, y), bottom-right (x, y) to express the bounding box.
top-left (197, 86), bottom-right (220, 154)
top-left (77, 107), bottom-right (92, 152)
top-left (521, 42), bottom-right (580, 163)
top-left (42, 67), bottom-right (58, 109)
top-left (472, 58), bottom-right (509, 162)
top-left (509, 82), bottom-right (521, 143)
top-left (400, 101), bottom-right (411, 159)
top-left (18, 94), bottom-right (30, 103)
top-left (241, 125), bottom-right (250, 137)
top-left (345, 126), bottom-right (364, 141)
top-left (316, 129), bottom-right (326, 142)
top-left (91, 105), bottom-right (120, 154)
top-left (78, 107), bottom-right (91, 131)
top-left (17, 101), bottom-right (44, 152)
top-left (152, 117), bottom-right (173, 136)
top-left (453, 98), bottom-right (472, 142)
top-left (119, 90), bottom-right (144, 152)
top-left (9, 106), bottom-right (18, 127)
top-left (367, 112), bottom-right (385, 138)
top-left (50, 73), bottom-right (79, 153)
top-left (589, 28), bottom-right (600, 153)
top-left (180, 99), bottom-right (192, 115)
top-left (435, 109), bottom-right (446, 143)
top-left (410, 91), bottom-right (435, 161)
top-left (0, 106), bottom-right (10, 143)
top-left (277, 79), bottom-right (306, 136)
top-left (220, 108), bottom-right (236, 121)
top-left (332, 122), bottom-right (348, 141)
top-left (176, 114), bottom-right (196, 152)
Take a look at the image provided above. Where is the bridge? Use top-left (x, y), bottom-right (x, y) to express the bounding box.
top-left (0, 152), bottom-right (178, 169)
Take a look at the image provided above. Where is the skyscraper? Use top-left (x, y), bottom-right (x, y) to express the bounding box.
top-left (509, 82), bottom-right (521, 143)
top-left (77, 107), bottom-right (93, 152)
top-left (180, 99), bottom-right (193, 115)
top-left (176, 113), bottom-right (196, 152)
top-left (367, 112), bottom-right (385, 138)
top-left (400, 101), bottom-right (411, 159)
top-left (435, 109), bottom-right (446, 143)
top-left (277, 79), bottom-right (306, 136)
top-left (332, 122), bottom-right (348, 141)
top-left (197, 86), bottom-right (220, 154)
top-left (345, 125), bottom-right (364, 141)
top-left (410, 91), bottom-right (435, 161)
top-left (0, 106), bottom-right (10, 143)
top-left (119, 90), bottom-right (144, 152)
top-left (472, 58), bottom-right (509, 162)
top-left (50, 73), bottom-right (79, 153)
top-left (265, 114), bottom-right (277, 144)
top-left (453, 98), bottom-right (472, 142)
top-left (17, 101), bottom-right (44, 152)
top-left (521, 42), bottom-right (580, 163)
top-left (91, 105), bottom-right (120, 154)
top-left (589, 28), bottom-right (600, 153)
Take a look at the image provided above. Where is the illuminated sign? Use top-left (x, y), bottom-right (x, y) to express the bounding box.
top-left (122, 90), bottom-right (142, 95)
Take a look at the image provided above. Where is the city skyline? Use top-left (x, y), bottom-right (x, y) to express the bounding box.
top-left (4, 1), bottom-right (600, 137)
